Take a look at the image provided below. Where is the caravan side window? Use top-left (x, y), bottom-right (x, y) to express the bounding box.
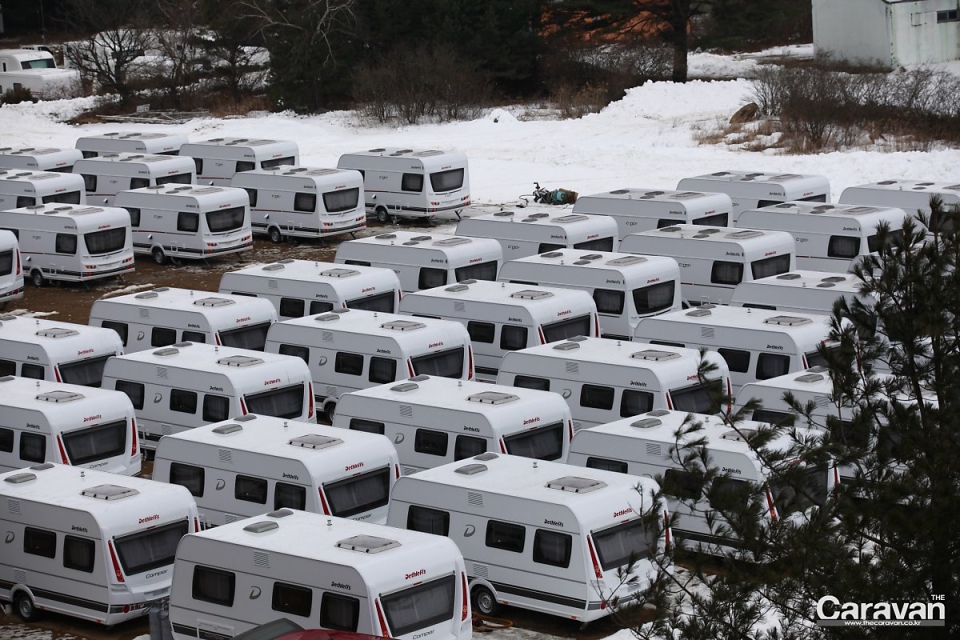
top-left (751, 254), bottom-right (791, 279)
top-left (243, 188), bottom-right (258, 207)
top-left (152, 327), bottom-right (177, 347)
top-left (414, 429), bottom-right (448, 456)
top-left (182, 331), bottom-right (205, 343)
top-left (130, 177), bottom-right (149, 190)
top-left (0, 427), bottom-right (12, 453)
top-left (580, 384), bottom-right (614, 410)
top-left (620, 389), bottom-right (653, 417)
top-left (335, 352), bottom-right (364, 376)
top-left (23, 527), bottom-right (56, 558)
top-left (82, 174), bottom-right (97, 192)
top-left (275, 482), bottom-right (306, 511)
top-left (533, 529), bottom-right (572, 568)
top-left (757, 353), bottom-right (790, 380)
top-left (349, 418), bottom-right (384, 435)
top-left (310, 300), bottom-right (334, 314)
top-left (513, 375), bottom-right (550, 391)
top-left (272, 582), bottom-right (312, 618)
top-left (63, 535), bottom-right (95, 573)
top-left (662, 468), bottom-right (703, 500)
top-left (586, 457), bottom-right (628, 473)
top-left (279, 297), bottom-right (306, 318)
top-left (177, 212), bottom-right (199, 233)
top-left (235, 475), bottom-right (268, 504)
top-left (455, 435), bottom-right (486, 460)
top-left (279, 344), bottom-right (309, 363)
top-left (467, 321), bottom-right (495, 343)
top-left (500, 325), bottom-right (528, 351)
top-left (828, 236), bottom-right (860, 259)
top-left (718, 348), bottom-right (750, 373)
top-left (115, 380), bottom-right (145, 410)
top-left (192, 158), bottom-right (203, 174)
top-left (486, 520), bottom-right (525, 553)
top-left (711, 261), bottom-right (743, 285)
top-left (401, 173), bottom-right (424, 192)
top-left (125, 208), bottom-right (140, 227)
top-left (321, 593), bottom-right (360, 632)
top-left (0, 359), bottom-right (15, 376)
top-left (16, 196), bottom-right (35, 208)
top-left (418, 267), bottom-right (447, 290)
top-left (20, 363), bottom-right (43, 379)
top-left (407, 506), bottom-right (450, 536)
top-left (101, 320), bottom-right (129, 346)
top-left (170, 389), bottom-right (198, 414)
top-left (236, 161), bottom-right (255, 172)
top-left (56, 234), bottom-right (77, 255)
top-left (593, 289), bottom-right (625, 315)
top-left (20, 433), bottom-right (45, 463)
top-left (169, 462), bottom-right (204, 497)
top-left (202, 394), bottom-right (230, 422)
top-left (368, 356), bottom-right (397, 383)
top-left (192, 566), bottom-right (235, 606)
top-left (294, 193), bottom-right (317, 213)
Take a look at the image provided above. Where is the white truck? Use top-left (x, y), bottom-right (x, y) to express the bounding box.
top-left (0, 229), bottom-right (23, 305)
top-left (676, 170), bottom-right (830, 224)
top-left (74, 153), bottom-right (195, 206)
top-left (0, 169), bottom-right (85, 209)
top-left (0, 145), bottom-right (83, 173)
top-left (178, 137), bottom-right (299, 186)
top-left (0, 49), bottom-right (79, 98)
top-left (572, 188), bottom-right (733, 238)
top-left (75, 131), bottom-right (188, 158)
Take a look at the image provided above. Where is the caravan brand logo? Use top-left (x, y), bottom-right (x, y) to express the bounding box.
top-left (71, 525), bottom-right (88, 533)
top-left (83, 414), bottom-right (102, 423)
top-left (544, 518), bottom-right (564, 527)
top-left (77, 348), bottom-right (94, 356)
top-left (5, 531), bottom-right (14, 543)
top-left (523, 417), bottom-right (540, 425)
top-left (613, 508), bottom-right (633, 518)
top-left (282, 472), bottom-right (299, 480)
top-left (345, 462), bottom-right (364, 472)
top-left (139, 514), bottom-right (159, 525)
top-left (264, 378), bottom-right (281, 386)
top-left (331, 581), bottom-right (352, 591)
top-left (405, 569), bottom-right (426, 580)
top-left (428, 341), bottom-right (444, 349)
top-left (816, 595), bottom-right (946, 627)
top-left (235, 316), bottom-right (251, 324)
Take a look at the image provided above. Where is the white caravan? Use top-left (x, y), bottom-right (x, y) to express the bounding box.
top-left (567, 409), bottom-right (834, 555)
top-left (572, 188), bottom-right (734, 238)
top-left (153, 414), bottom-right (399, 526)
top-left (101, 342), bottom-right (314, 453)
top-left (0, 202), bottom-right (134, 287)
top-left (0, 169), bottom-right (85, 209)
top-left (676, 171), bottom-right (830, 224)
top-left (335, 231), bottom-right (502, 293)
top-left (735, 202), bottom-right (909, 272)
top-left (74, 153), bottom-right (196, 206)
top-left (497, 250), bottom-right (681, 340)
top-left (455, 208), bottom-right (619, 260)
top-left (619, 225), bottom-right (796, 306)
top-left (0, 229), bottom-right (23, 305)
top-left (0, 376), bottom-right (140, 476)
top-left (633, 305), bottom-right (841, 393)
top-left (0, 145), bottom-right (83, 173)
top-left (219, 259), bottom-right (402, 319)
top-left (337, 147), bottom-right (470, 223)
top-left (332, 375), bottom-right (573, 474)
top-left (114, 184), bottom-right (252, 264)
top-left (231, 167), bottom-right (366, 242)
top-left (838, 180), bottom-right (960, 230)
top-left (179, 138), bottom-right (299, 186)
top-left (75, 131), bottom-right (188, 158)
top-left (169, 510), bottom-right (472, 640)
top-left (496, 337), bottom-right (731, 431)
top-left (0, 315), bottom-right (123, 386)
top-left (730, 271), bottom-right (874, 317)
top-left (0, 463), bottom-right (199, 626)
top-left (398, 280), bottom-right (600, 382)
top-left (387, 452), bottom-right (668, 622)
top-left (0, 49), bottom-right (78, 98)
top-left (89, 287), bottom-right (277, 353)
top-left (264, 309), bottom-right (473, 422)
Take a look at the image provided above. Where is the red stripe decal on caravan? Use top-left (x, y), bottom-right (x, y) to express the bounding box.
top-left (461, 572), bottom-right (469, 621)
top-left (375, 599), bottom-right (390, 636)
top-left (586, 536), bottom-right (603, 579)
top-left (130, 418), bottom-right (138, 458)
top-left (56, 435), bottom-right (69, 464)
top-left (108, 541), bottom-right (125, 582)
top-left (308, 383), bottom-right (315, 420)
top-left (318, 488), bottom-right (331, 515)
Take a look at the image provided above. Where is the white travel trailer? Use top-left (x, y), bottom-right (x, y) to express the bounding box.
top-left (231, 167), bottom-right (366, 242)
top-left (735, 202), bottom-right (909, 272)
top-left (75, 131), bottom-right (188, 158)
top-left (179, 138), bottom-right (299, 186)
top-left (264, 309), bottom-right (473, 422)
top-left (0, 229), bottom-right (23, 305)
top-left (572, 188), bottom-right (734, 238)
top-left (387, 452), bottom-right (668, 622)
top-left (101, 342), bottom-right (314, 453)
top-left (0, 315), bottom-right (123, 387)
top-left (169, 510), bottom-right (472, 640)
top-left (153, 414), bottom-right (399, 526)
top-left (0, 376), bottom-right (140, 476)
top-left (89, 287), bottom-right (277, 353)
top-left (337, 147), bottom-right (470, 223)
top-left (676, 171), bottom-right (830, 224)
top-left (0, 169), bottom-right (85, 209)
top-left (633, 305), bottom-right (841, 393)
top-left (113, 184), bottom-right (252, 264)
top-left (0, 463), bottom-right (199, 626)
top-left (74, 153), bottom-right (195, 206)
top-left (496, 337), bottom-right (731, 431)
top-left (566, 409), bottom-right (833, 555)
top-left (0, 49), bottom-right (78, 98)
top-left (335, 231), bottom-right (502, 293)
top-left (619, 225), bottom-right (796, 306)
top-left (332, 375), bottom-right (573, 474)
top-left (0, 202), bottom-right (134, 287)
top-left (0, 145), bottom-right (83, 173)
top-left (455, 208), bottom-right (619, 260)
top-left (730, 271), bottom-right (874, 317)
top-left (398, 280), bottom-right (600, 382)
top-left (838, 180), bottom-right (960, 230)
top-left (219, 260), bottom-right (402, 319)
top-left (497, 250), bottom-right (681, 340)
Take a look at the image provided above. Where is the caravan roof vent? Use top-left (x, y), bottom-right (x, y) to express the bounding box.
top-left (711, 171), bottom-right (732, 176)
top-left (510, 289), bottom-right (553, 300)
top-left (631, 417), bottom-right (662, 429)
top-left (262, 263), bottom-right (285, 272)
top-left (390, 381), bottom-right (419, 393)
top-left (795, 372), bottom-right (826, 383)
top-left (580, 254), bottom-right (603, 261)
top-left (493, 210), bottom-right (514, 217)
top-left (315, 313), bottom-right (342, 322)
top-left (686, 308), bottom-right (712, 318)
top-left (368, 148), bottom-right (386, 153)
top-left (777, 273), bottom-right (802, 280)
top-left (554, 214), bottom-right (589, 223)
top-left (816, 282), bottom-right (836, 288)
top-left (771, 174), bottom-right (803, 181)
top-left (267, 509), bottom-right (294, 518)
top-left (433, 237), bottom-right (471, 247)
top-left (530, 212), bottom-right (550, 219)
top-left (445, 284), bottom-right (469, 292)
top-left (660, 225), bottom-right (681, 232)
top-left (775, 203), bottom-right (794, 209)
top-left (647, 409), bottom-right (671, 417)
top-left (546, 476), bottom-right (607, 494)
top-left (945, 184), bottom-right (960, 191)
top-left (212, 423), bottom-right (244, 435)
top-left (0, 375), bottom-right (14, 382)
top-left (81, 484), bottom-right (140, 501)
top-left (189, 186), bottom-right (220, 195)
top-left (821, 276), bottom-right (847, 283)
top-left (573, 260), bottom-right (591, 265)
top-left (319, 268), bottom-right (359, 278)
top-left (552, 341), bottom-right (580, 351)
top-left (810, 205), bottom-right (836, 213)
top-left (721, 429), bottom-right (757, 442)
top-left (674, 191), bottom-right (704, 199)
top-left (474, 452), bottom-right (499, 461)
top-left (336, 535), bottom-right (401, 554)
top-left (36, 327), bottom-right (80, 339)
top-left (467, 391), bottom-right (518, 405)
top-left (413, 150), bottom-right (444, 157)
top-left (568, 335), bottom-right (589, 341)
top-left (36, 390), bottom-right (84, 403)
top-left (135, 291), bottom-right (160, 299)
top-left (455, 463), bottom-right (488, 476)
top-left (607, 255), bottom-right (646, 266)
top-left (763, 315), bottom-right (813, 327)
top-left (193, 297), bottom-right (235, 308)
top-left (375, 233), bottom-right (397, 240)
top-left (631, 349), bottom-right (681, 362)
top-left (153, 347), bottom-right (179, 357)
top-left (381, 320), bottom-right (425, 331)
top-left (409, 375), bottom-right (430, 382)
top-left (402, 241), bottom-right (419, 246)
top-left (235, 414), bottom-right (258, 422)
top-left (243, 520), bottom-right (279, 534)
top-left (217, 355), bottom-right (264, 367)
top-left (876, 180), bottom-right (897, 185)
top-left (289, 434), bottom-right (342, 450)
top-left (540, 251), bottom-right (564, 258)
top-left (644, 190), bottom-right (666, 197)
top-left (842, 206), bottom-right (877, 215)
top-left (726, 230), bottom-right (764, 240)
top-left (410, 235), bottom-right (432, 242)
top-left (4, 472), bottom-right (37, 484)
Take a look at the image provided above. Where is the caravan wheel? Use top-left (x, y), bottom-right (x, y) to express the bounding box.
top-left (472, 585), bottom-right (500, 616)
top-left (30, 270), bottom-right (44, 287)
top-left (152, 247), bottom-right (167, 265)
top-left (269, 227), bottom-right (283, 244)
top-left (15, 593), bottom-right (38, 622)
top-left (323, 402), bottom-right (337, 423)
top-left (375, 207), bottom-right (390, 224)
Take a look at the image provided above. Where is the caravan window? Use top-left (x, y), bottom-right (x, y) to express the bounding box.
top-left (294, 193), bottom-right (316, 213)
top-left (418, 267), bottom-right (447, 290)
top-left (261, 157), bottom-right (295, 169)
top-left (670, 380), bottom-right (721, 413)
top-left (177, 212), bottom-right (199, 233)
top-left (170, 389), bottom-right (198, 414)
top-left (279, 297), bottom-right (305, 318)
top-left (20, 433), bottom-right (45, 463)
top-left (310, 300), bottom-right (335, 314)
top-left (55, 233), bottom-right (77, 255)
top-left (620, 389), bottom-right (654, 417)
top-left (414, 429), bottom-right (448, 457)
top-left (711, 261), bottom-right (743, 285)
top-left (867, 230), bottom-right (903, 253)
top-left (662, 468), bottom-right (703, 500)
top-left (114, 520), bottom-right (189, 575)
top-left (321, 593), bottom-right (360, 632)
top-left (130, 177), bottom-right (149, 190)
top-left (455, 435), bottom-right (486, 460)
top-left (170, 462), bottom-right (204, 497)
top-left (235, 475), bottom-right (268, 504)
top-left (369, 356), bottom-right (397, 383)
top-left (206, 207), bottom-right (245, 232)
top-left (155, 173), bottom-right (191, 186)
top-left (542, 315), bottom-right (591, 343)
top-left (592, 519), bottom-right (655, 570)
top-left (0, 428), bottom-right (12, 453)
top-left (323, 187), bottom-right (360, 213)
top-left (244, 385), bottom-right (305, 419)
top-left (0, 360), bottom-right (13, 376)
top-left (574, 237), bottom-right (615, 252)
top-left (116, 380), bottom-right (145, 410)
top-left (59, 355), bottom-right (111, 387)
top-left (21, 363), bottom-right (43, 379)
top-left (381, 576), bottom-right (456, 638)
top-left (24, 527), bottom-right (56, 558)
top-left (708, 477), bottom-right (752, 511)
top-left (192, 158), bottom-right (203, 174)
top-left (586, 457), bottom-right (628, 474)
top-left (192, 566), bottom-right (236, 607)
top-left (503, 422), bottom-right (563, 461)
top-left (430, 169), bottom-right (464, 192)
top-left (63, 536), bottom-right (95, 573)
top-left (347, 292), bottom-right (394, 313)
top-left (274, 482), bottom-right (306, 511)
top-left (718, 348), bottom-right (750, 373)
top-left (242, 188), bottom-right (258, 207)
top-left (581, 384), bottom-right (614, 410)
top-left (411, 347), bottom-right (464, 378)
top-left (513, 375), bottom-right (549, 391)
top-left (202, 394), bottom-right (230, 422)
top-left (751, 254), bottom-right (791, 279)
top-left (272, 582), bottom-right (312, 618)
top-left (633, 281), bottom-right (676, 315)
top-left (82, 174), bottom-right (97, 191)
top-left (335, 352), bottom-right (364, 376)
top-left (125, 207), bottom-right (141, 227)
top-left (61, 420), bottom-right (126, 465)
top-left (757, 353), bottom-right (790, 380)
top-left (152, 327), bottom-right (177, 347)
top-left (534, 529), bottom-right (572, 568)
top-left (219, 322), bottom-right (270, 350)
top-left (827, 236), bottom-right (860, 259)
top-left (538, 243), bottom-right (563, 253)
top-left (323, 467), bottom-right (390, 518)
top-left (500, 325), bottom-right (528, 351)
top-left (401, 173), bottom-right (424, 192)
top-left (467, 321), bottom-right (495, 343)
top-left (693, 213), bottom-right (729, 226)
top-left (101, 320), bottom-right (129, 346)
top-left (594, 289), bottom-right (625, 315)
top-left (349, 418), bottom-right (384, 435)
top-left (752, 408), bottom-right (793, 425)
top-left (236, 161), bottom-right (255, 172)
top-left (182, 331), bottom-right (205, 343)
top-left (805, 348), bottom-right (832, 369)
top-left (486, 521), bottom-right (525, 553)
top-left (407, 505), bottom-right (450, 536)
top-left (770, 466), bottom-right (829, 516)
top-left (0, 250), bottom-right (12, 276)
top-left (455, 261), bottom-right (498, 282)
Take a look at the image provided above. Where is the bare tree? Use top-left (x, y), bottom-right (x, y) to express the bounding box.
top-left (150, 0), bottom-right (205, 109)
top-left (203, 5), bottom-right (267, 105)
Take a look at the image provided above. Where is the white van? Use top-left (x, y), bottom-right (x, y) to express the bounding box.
top-left (735, 202), bottom-right (909, 272)
top-left (677, 171), bottom-right (830, 224)
top-left (387, 452), bottom-right (668, 622)
top-left (113, 184), bottom-right (252, 264)
top-left (0, 315), bottom-right (123, 386)
top-left (0, 463), bottom-right (199, 626)
top-left (496, 337), bottom-right (731, 431)
top-left (337, 147), bottom-right (470, 223)
top-left (0, 376), bottom-right (140, 476)
top-left (572, 188), bottom-right (734, 238)
top-left (102, 342), bottom-right (314, 454)
top-left (619, 225), bottom-right (796, 306)
top-left (264, 309), bottom-right (473, 422)
top-left (169, 510), bottom-right (472, 640)
top-left (633, 305), bottom-right (841, 393)
top-left (567, 409), bottom-right (834, 555)
top-left (730, 271), bottom-right (874, 317)
top-left (219, 259), bottom-right (402, 319)
top-left (332, 375), bottom-right (573, 474)
top-left (455, 208), bottom-right (619, 260)
top-left (335, 231), bottom-right (502, 293)
top-left (0, 229), bottom-right (24, 305)
top-left (399, 280), bottom-right (600, 382)
top-left (178, 138), bottom-right (299, 186)
top-left (74, 153), bottom-right (196, 206)
top-left (838, 180), bottom-right (960, 230)
top-left (89, 287), bottom-right (277, 353)
top-left (230, 167), bottom-right (365, 242)
top-left (153, 414), bottom-right (399, 526)
top-left (497, 250), bottom-right (681, 340)
top-left (0, 145), bottom-right (83, 173)
top-left (75, 131), bottom-right (188, 158)
top-left (0, 202), bottom-right (134, 287)
top-left (0, 169), bottom-right (85, 209)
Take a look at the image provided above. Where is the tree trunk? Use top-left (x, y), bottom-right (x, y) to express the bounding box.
top-left (670, 15), bottom-right (688, 83)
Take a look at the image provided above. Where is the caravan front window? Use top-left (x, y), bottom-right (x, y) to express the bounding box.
top-left (274, 482), bottom-right (306, 510)
top-left (573, 237), bottom-right (615, 252)
top-left (323, 467), bottom-right (390, 518)
top-left (670, 380), bottom-right (721, 413)
top-left (381, 576), bottom-right (457, 638)
top-left (261, 157), bottom-right (295, 169)
top-left (591, 519), bottom-right (655, 570)
top-left (751, 254), bottom-right (791, 279)
top-left (321, 593), bottom-right (360, 631)
top-left (114, 520), bottom-right (189, 575)
top-left (59, 354), bottom-right (111, 387)
top-left (61, 420), bottom-right (126, 465)
top-left (503, 422), bottom-right (564, 461)
top-left (594, 289), bottom-right (625, 315)
top-left (206, 206), bottom-right (245, 232)
top-left (243, 384), bottom-right (305, 419)
top-left (542, 314), bottom-right (591, 343)
top-left (633, 281), bottom-right (675, 315)
top-left (84, 228), bottom-right (126, 255)
top-left (0, 250), bottom-right (12, 276)
top-left (155, 173), bottom-right (191, 186)
top-left (411, 347), bottom-right (464, 378)
top-left (455, 261), bottom-right (498, 282)
top-left (20, 433), bottom-right (45, 463)
top-left (430, 169), bottom-right (464, 192)
top-left (347, 292), bottom-right (394, 313)
top-left (218, 322), bottom-right (270, 350)
top-left (43, 191), bottom-right (82, 205)
top-left (322, 187), bottom-right (360, 213)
